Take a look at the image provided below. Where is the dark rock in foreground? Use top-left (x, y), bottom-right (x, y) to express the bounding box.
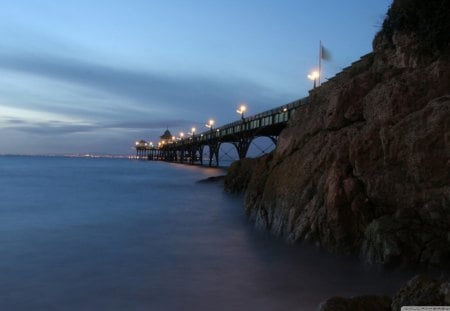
top-left (391, 275), bottom-right (450, 310)
top-left (319, 275), bottom-right (450, 311)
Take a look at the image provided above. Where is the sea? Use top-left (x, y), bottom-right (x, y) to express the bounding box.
top-left (0, 156), bottom-right (414, 310)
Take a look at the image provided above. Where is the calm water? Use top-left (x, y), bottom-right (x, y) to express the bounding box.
top-left (0, 156), bottom-right (412, 310)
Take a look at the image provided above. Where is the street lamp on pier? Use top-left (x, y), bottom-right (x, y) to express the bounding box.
top-left (307, 70), bottom-right (320, 89)
top-left (205, 119), bottom-right (214, 131)
top-left (236, 104), bottom-right (247, 120)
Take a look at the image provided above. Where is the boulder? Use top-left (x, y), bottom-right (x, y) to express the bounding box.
top-left (391, 275), bottom-right (449, 310)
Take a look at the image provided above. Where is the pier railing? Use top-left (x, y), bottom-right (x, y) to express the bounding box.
top-left (140, 97), bottom-right (309, 166)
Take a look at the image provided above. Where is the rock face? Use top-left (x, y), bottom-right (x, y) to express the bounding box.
top-left (224, 0), bottom-right (450, 267)
top-left (391, 275), bottom-right (450, 310)
top-left (317, 275), bottom-right (450, 311)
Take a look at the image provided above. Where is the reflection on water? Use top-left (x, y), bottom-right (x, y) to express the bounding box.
top-left (0, 157), bottom-right (412, 310)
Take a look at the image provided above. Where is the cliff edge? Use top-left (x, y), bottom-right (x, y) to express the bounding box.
top-left (225, 0), bottom-right (450, 267)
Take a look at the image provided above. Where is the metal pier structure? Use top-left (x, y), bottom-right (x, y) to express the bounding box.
top-left (137, 97), bottom-right (308, 167)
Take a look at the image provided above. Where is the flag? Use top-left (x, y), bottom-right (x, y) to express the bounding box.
top-left (320, 43), bottom-right (331, 61)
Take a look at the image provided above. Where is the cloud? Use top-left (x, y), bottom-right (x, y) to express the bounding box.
top-left (0, 51), bottom-right (292, 123)
top-left (0, 38), bottom-right (297, 154)
top-left (2, 118), bottom-right (27, 125)
top-left (2, 119), bottom-right (98, 135)
top-left (109, 119), bottom-right (195, 130)
top-left (1, 115), bottom-right (197, 137)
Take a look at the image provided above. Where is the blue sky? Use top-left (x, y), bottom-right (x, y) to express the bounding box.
top-left (0, 0), bottom-right (391, 155)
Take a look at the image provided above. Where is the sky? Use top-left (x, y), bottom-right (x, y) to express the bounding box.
top-left (0, 0), bottom-right (392, 155)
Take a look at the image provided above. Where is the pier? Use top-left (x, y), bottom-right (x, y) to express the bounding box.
top-left (137, 97), bottom-right (308, 166)
top-left (135, 53), bottom-right (374, 166)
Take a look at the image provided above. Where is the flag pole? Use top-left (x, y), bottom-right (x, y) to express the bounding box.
top-left (318, 40), bottom-right (322, 86)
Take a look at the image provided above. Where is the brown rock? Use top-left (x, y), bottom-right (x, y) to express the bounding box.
top-left (224, 0), bottom-right (450, 267)
top-left (391, 275), bottom-right (449, 311)
top-left (224, 157), bottom-right (262, 194)
top-left (197, 175), bottom-right (225, 183)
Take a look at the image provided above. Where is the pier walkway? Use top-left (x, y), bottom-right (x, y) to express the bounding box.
top-left (140, 97), bottom-right (308, 166)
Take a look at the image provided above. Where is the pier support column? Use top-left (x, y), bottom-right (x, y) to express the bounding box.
top-left (234, 138), bottom-right (251, 160)
top-left (208, 142), bottom-right (220, 167)
top-left (189, 145), bottom-right (200, 164)
top-left (269, 135), bottom-right (278, 145)
top-left (199, 145), bottom-right (204, 165)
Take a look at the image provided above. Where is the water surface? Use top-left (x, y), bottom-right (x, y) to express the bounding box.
top-left (0, 156), bottom-right (412, 310)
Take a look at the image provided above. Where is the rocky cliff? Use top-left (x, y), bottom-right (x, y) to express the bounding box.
top-left (319, 275), bottom-right (450, 311)
top-left (225, 0), bottom-right (450, 267)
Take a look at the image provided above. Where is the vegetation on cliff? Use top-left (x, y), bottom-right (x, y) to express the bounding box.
top-left (381, 0), bottom-right (450, 56)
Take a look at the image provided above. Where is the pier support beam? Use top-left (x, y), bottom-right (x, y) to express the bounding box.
top-left (269, 136), bottom-right (278, 145)
top-left (189, 145), bottom-right (201, 164)
top-left (208, 142), bottom-right (220, 167)
top-left (233, 138), bottom-right (251, 160)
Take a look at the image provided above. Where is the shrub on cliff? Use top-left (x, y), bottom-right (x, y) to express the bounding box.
top-left (381, 0), bottom-right (450, 56)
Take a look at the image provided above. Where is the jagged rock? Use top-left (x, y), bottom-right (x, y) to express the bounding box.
top-left (318, 295), bottom-right (391, 311)
top-left (197, 175), bottom-right (225, 183)
top-left (317, 275), bottom-right (450, 311)
top-left (441, 282), bottom-right (450, 305)
top-left (224, 0), bottom-right (450, 267)
top-left (391, 275), bottom-right (449, 310)
top-left (361, 205), bottom-right (450, 267)
top-left (224, 155), bottom-right (270, 194)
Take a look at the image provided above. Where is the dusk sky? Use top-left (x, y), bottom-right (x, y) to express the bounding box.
top-left (0, 0), bottom-right (391, 155)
